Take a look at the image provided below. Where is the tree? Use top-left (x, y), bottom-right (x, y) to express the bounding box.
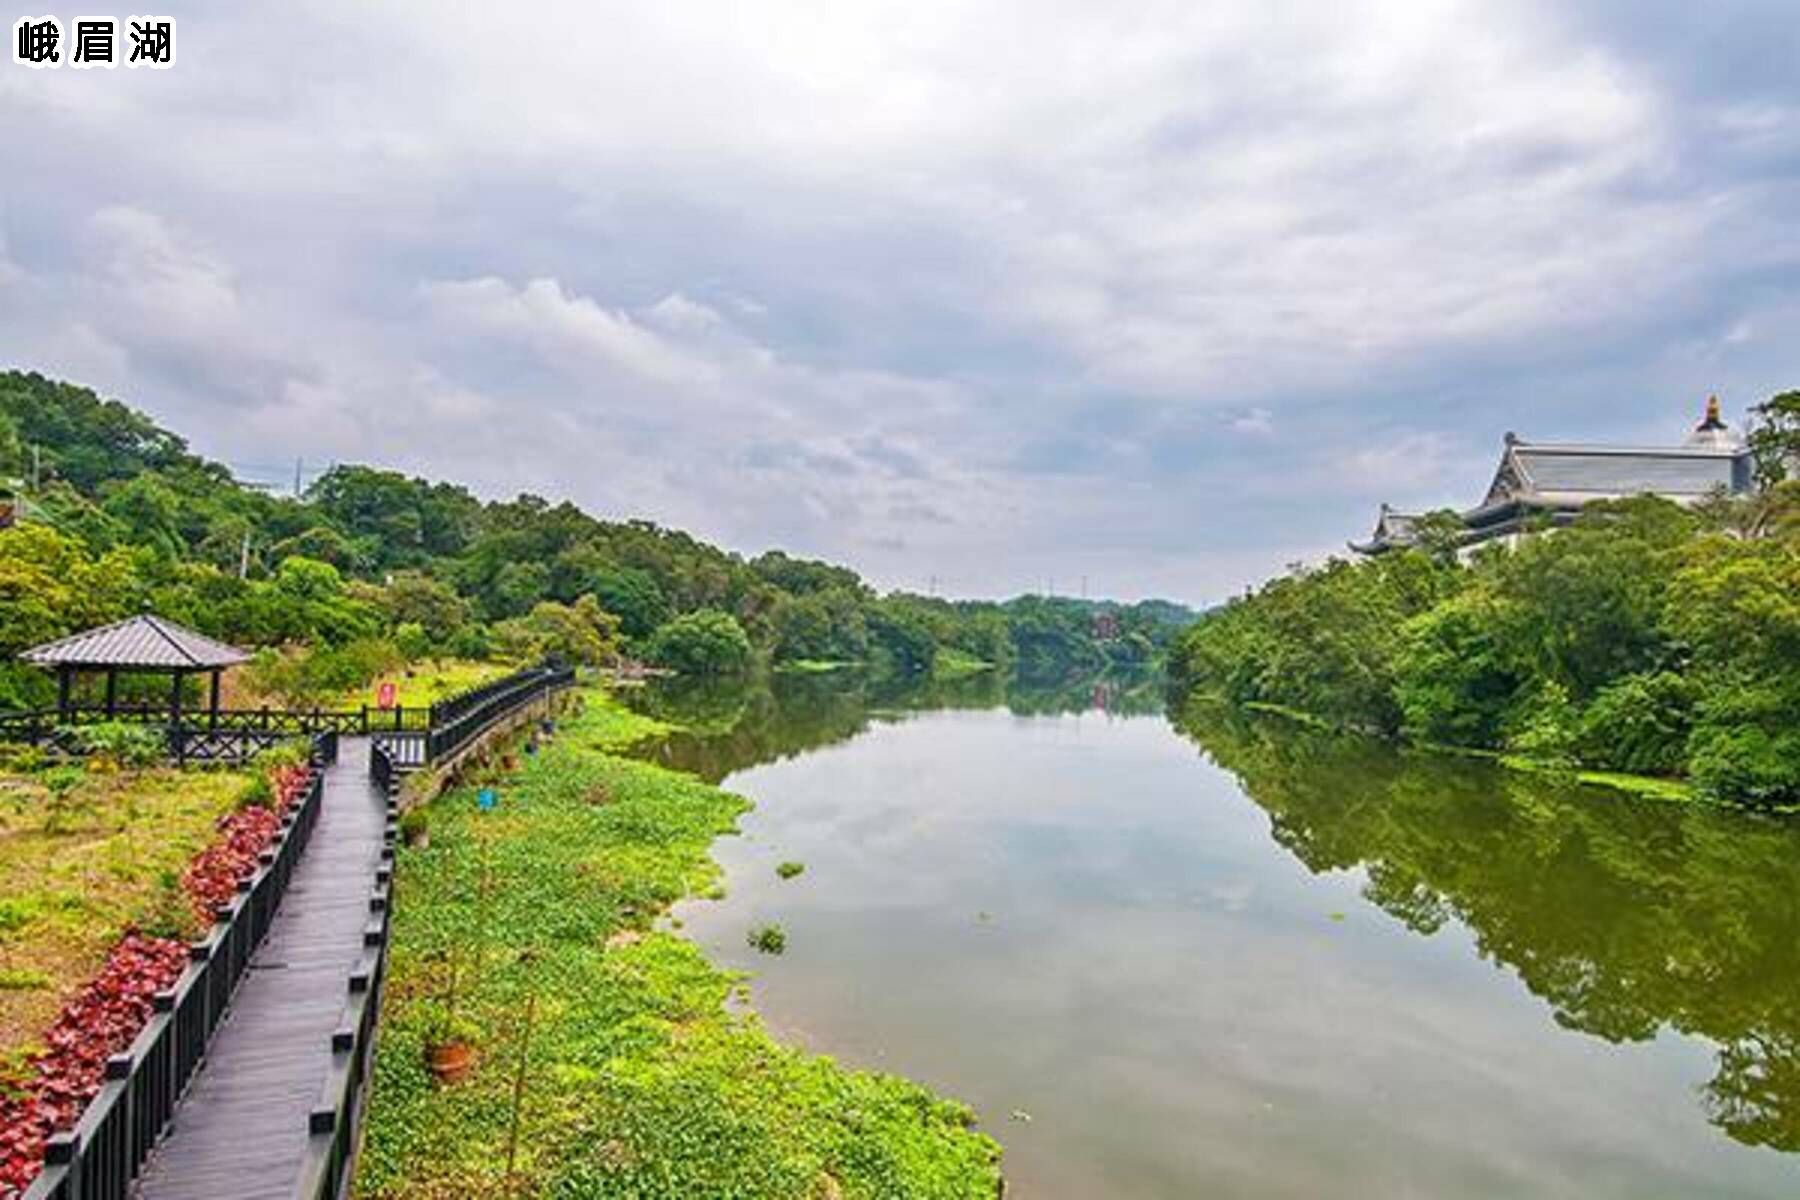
top-left (270, 525), bottom-right (363, 574)
top-left (1394, 589), bottom-right (1520, 747)
top-left (1576, 671), bottom-right (1696, 776)
top-left (494, 595), bottom-right (621, 667)
top-left (0, 524), bottom-right (140, 706)
top-left (306, 465), bottom-right (480, 571)
top-left (1747, 390), bottom-right (1800, 487)
top-left (645, 610), bottom-right (753, 675)
top-left (1411, 508), bottom-right (1467, 565)
top-left (866, 600), bottom-right (937, 675)
top-left (1487, 498), bottom-right (1692, 698)
top-left (374, 570), bottom-right (472, 646)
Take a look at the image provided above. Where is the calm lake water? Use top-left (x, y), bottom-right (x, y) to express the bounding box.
top-left (629, 673), bottom-right (1800, 1199)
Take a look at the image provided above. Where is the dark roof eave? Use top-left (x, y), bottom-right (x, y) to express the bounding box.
top-left (19, 614), bottom-right (251, 670)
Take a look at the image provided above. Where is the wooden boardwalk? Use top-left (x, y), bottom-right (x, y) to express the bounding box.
top-left (135, 738), bottom-right (387, 1200)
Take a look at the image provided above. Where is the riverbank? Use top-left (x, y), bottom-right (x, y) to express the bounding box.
top-left (356, 689), bottom-right (1002, 1198)
top-left (1229, 699), bottom-right (1699, 805)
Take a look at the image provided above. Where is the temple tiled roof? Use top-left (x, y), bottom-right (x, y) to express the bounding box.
top-left (1497, 442), bottom-right (1747, 502)
top-left (1353, 399), bottom-right (1756, 556)
top-left (20, 615), bottom-right (251, 669)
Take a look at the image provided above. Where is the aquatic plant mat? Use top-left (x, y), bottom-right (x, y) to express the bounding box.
top-left (357, 689), bottom-right (1001, 1198)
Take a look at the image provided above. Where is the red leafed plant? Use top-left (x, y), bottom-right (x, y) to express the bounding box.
top-left (181, 763), bottom-right (310, 926)
top-left (0, 762), bottom-right (314, 1198)
top-left (0, 933), bottom-right (186, 1195)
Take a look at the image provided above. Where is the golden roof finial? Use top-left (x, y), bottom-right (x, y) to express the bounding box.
top-left (1698, 394), bottom-right (1725, 431)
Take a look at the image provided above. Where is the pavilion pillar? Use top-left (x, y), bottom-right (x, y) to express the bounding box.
top-left (104, 669), bottom-right (117, 716)
top-left (56, 667), bottom-right (72, 720)
top-left (209, 670), bottom-right (221, 730)
top-left (170, 671), bottom-right (185, 767)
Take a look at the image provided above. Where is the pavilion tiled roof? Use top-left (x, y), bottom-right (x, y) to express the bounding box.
top-left (20, 615), bottom-right (251, 670)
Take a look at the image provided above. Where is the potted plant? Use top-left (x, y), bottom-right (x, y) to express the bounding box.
top-left (419, 1000), bottom-right (480, 1084)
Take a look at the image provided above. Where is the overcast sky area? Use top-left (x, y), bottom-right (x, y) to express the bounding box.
top-left (3, 1), bottom-right (1798, 604)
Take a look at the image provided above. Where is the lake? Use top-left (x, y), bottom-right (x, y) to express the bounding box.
top-left (628, 673), bottom-right (1800, 1199)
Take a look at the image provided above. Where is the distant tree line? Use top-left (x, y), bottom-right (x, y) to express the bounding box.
top-left (1169, 391), bottom-right (1800, 807)
top-left (0, 370), bottom-right (1190, 706)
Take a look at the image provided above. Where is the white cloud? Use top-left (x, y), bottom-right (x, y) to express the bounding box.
top-left (1231, 408), bottom-right (1274, 436)
top-left (0, 0), bottom-right (1795, 600)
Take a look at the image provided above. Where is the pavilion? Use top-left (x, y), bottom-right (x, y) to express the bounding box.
top-left (19, 614), bottom-right (251, 725)
top-left (1352, 396), bottom-right (1756, 555)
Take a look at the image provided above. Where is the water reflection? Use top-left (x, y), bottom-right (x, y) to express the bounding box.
top-left (1180, 704), bottom-right (1800, 1154)
top-left (624, 674), bottom-right (1800, 1194)
top-left (626, 667), bottom-right (1162, 783)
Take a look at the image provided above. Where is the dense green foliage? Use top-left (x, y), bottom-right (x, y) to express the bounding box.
top-left (1180, 707), bottom-right (1800, 1151)
top-left (645, 609), bottom-right (754, 675)
top-left (0, 370), bottom-right (1188, 705)
top-left (1171, 455), bottom-right (1800, 806)
top-left (358, 693), bottom-right (1001, 1198)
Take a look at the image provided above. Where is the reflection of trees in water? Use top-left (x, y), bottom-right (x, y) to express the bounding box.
top-left (623, 667), bottom-right (1164, 784)
top-left (626, 673), bottom-right (875, 783)
top-left (1178, 704), bottom-right (1800, 1153)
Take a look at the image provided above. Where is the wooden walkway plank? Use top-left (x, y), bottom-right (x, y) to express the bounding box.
top-left (135, 739), bottom-right (387, 1200)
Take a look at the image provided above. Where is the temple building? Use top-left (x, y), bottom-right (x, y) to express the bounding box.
top-left (1352, 397), bottom-right (1755, 555)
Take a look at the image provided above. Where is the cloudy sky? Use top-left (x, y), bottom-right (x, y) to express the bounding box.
top-left (3, 1), bottom-right (1797, 603)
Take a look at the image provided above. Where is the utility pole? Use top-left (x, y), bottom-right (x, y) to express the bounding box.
top-left (30, 444), bottom-right (41, 493)
top-left (292, 457), bottom-right (303, 499)
top-left (239, 531), bottom-right (251, 580)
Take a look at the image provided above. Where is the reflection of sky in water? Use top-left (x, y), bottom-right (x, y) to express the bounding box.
top-left (669, 709), bottom-right (1800, 1200)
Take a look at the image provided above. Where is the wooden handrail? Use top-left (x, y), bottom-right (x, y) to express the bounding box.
top-left (20, 738), bottom-right (334, 1200)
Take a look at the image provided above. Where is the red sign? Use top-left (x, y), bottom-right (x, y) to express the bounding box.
top-left (376, 681), bottom-right (397, 710)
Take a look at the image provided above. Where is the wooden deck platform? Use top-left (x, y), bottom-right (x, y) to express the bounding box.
top-left (135, 738), bottom-right (387, 1200)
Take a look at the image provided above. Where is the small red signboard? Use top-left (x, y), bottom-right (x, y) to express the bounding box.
top-left (376, 681), bottom-right (397, 710)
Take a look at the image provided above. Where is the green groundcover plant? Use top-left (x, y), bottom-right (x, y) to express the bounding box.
top-left (357, 691), bottom-right (1000, 1199)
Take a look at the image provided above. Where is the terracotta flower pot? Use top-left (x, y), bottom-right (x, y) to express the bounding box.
top-left (426, 1040), bottom-right (474, 1085)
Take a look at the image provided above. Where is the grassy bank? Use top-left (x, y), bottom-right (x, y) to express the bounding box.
top-left (0, 765), bottom-right (249, 1063)
top-left (357, 690), bottom-right (1001, 1199)
top-left (1227, 698), bottom-right (1698, 804)
top-left (328, 658), bottom-right (514, 711)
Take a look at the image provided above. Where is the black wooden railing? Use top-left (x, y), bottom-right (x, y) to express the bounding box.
top-left (20, 734), bottom-right (338, 1200)
top-left (12, 667), bottom-right (570, 1200)
top-left (0, 705), bottom-right (430, 741)
top-left (294, 760), bottom-right (397, 1200)
top-left (426, 665), bottom-right (573, 765)
top-left (0, 664), bottom-right (570, 771)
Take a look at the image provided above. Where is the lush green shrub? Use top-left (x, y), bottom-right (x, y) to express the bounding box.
top-left (392, 621), bottom-right (433, 661)
top-left (446, 624), bottom-right (493, 661)
top-left (1576, 671), bottom-right (1696, 776)
top-left (1686, 680), bottom-right (1800, 806)
top-left (74, 720), bottom-right (166, 767)
top-left (646, 609), bottom-right (753, 676)
top-left (250, 741), bottom-right (310, 771)
top-left (1504, 681), bottom-right (1581, 767)
top-left (246, 639), bottom-right (403, 704)
top-left (0, 742), bottom-right (47, 772)
top-left (492, 595), bottom-right (620, 667)
top-left (1394, 591), bottom-right (1520, 748)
